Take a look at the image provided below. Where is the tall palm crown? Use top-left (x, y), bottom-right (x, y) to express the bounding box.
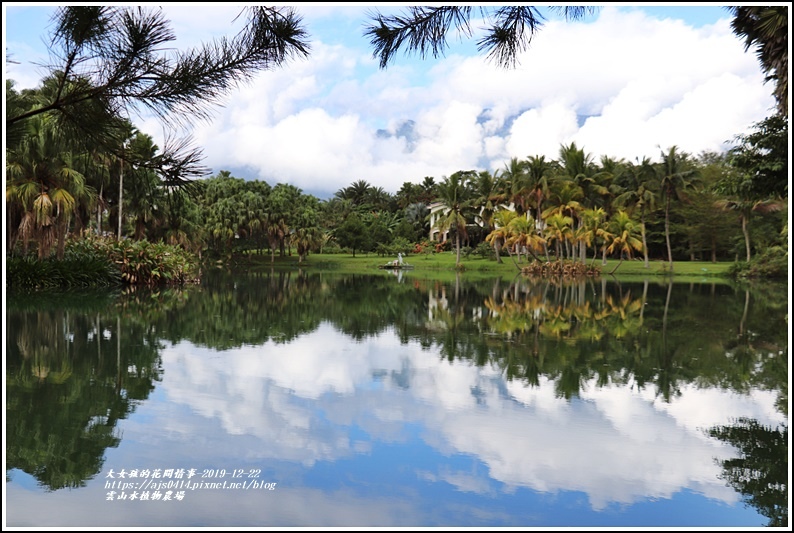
top-left (6, 114), bottom-right (89, 258)
top-left (659, 146), bottom-right (698, 270)
top-left (433, 171), bottom-right (475, 267)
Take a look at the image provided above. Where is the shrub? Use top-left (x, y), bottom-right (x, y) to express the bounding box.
top-left (729, 246), bottom-right (788, 280)
top-left (7, 239), bottom-right (122, 290)
top-left (388, 237), bottom-right (414, 255)
top-left (105, 238), bottom-right (201, 285)
top-left (6, 234), bottom-right (201, 291)
top-left (473, 242), bottom-right (494, 259)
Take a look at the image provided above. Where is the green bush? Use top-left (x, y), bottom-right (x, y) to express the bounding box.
top-left (104, 238), bottom-right (200, 285)
top-left (6, 235), bottom-right (201, 290)
top-left (729, 246), bottom-right (788, 280)
top-left (7, 242), bottom-right (122, 290)
top-left (472, 242), bottom-right (495, 259)
top-left (388, 237), bottom-right (414, 256)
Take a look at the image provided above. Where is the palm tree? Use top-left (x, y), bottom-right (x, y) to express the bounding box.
top-left (714, 197), bottom-right (784, 262)
top-left (419, 176), bottom-right (437, 203)
top-left (543, 212), bottom-right (573, 260)
top-left (606, 210), bottom-right (643, 274)
top-left (6, 114), bottom-right (90, 259)
top-left (335, 179), bottom-right (372, 206)
top-left (395, 181), bottom-right (422, 209)
top-left (485, 209), bottom-right (518, 265)
top-left (658, 146), bottom-right (698, 272)
top-left (557, 142), bottom-right (608, 262)
top-left (727, 6), bottom-right (788, 116)
top-left (365, 185), bottom-right (394, 212)
top-left (404, 202), bottom-right (430, 240)
top-left (470, 170), bottom-right (506, 235)
top-left (580, 207), bottom-right (611, 266)
top-left (123, 131), bottom-right (164, 240)
top-left (499, 157), bottom-right (529, 215)
top-left (543, 179), bottom-right (583, 259)
top-left (614, 157), bottom-right (658, 268)
top-left (291, 226), bottom-right (323, 263)
top-left (507, 214), bottom-right (546, 263)
top-left (433, 172), bottom-right (473, 268)
top-left (524, 154), bottom-right (554, 223)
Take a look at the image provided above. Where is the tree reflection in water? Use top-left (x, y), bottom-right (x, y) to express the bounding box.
top-left (5, 271), bottom-right (788, 526)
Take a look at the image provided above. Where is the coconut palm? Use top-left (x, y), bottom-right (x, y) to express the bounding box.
top-left (485, 209), bottom-right (518, 264)
top-left (605, 210), bottom-right (643, 274)
top-left (524, 154), bottom-right (554, 223)
top-left (499, 157), bottom-right (529, 215)
top-left (543, 179), bottom-right (583, 259)
top-left (557, 142), bottom-right (610, 261)
top-left (580, 207), bottom-right (612, 266)
top-left (658, 146), bottom-right (698, 272)
top-left (614, 156), bottom-right (658, 268)
top-left (433, 172), bottom-right (473, 268)
top-left (470, 170), bottom-right (506, 235)
top-left (543, 212), bottom-right (573, 260)
top-left (506, 214), bottom-right (546, 263)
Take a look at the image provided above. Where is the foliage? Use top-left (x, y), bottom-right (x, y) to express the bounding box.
top-left (364, 6), bottom-right (598, 69)
top-left (6, 295), bottom-right (164, 490)
top-left (725, 114), bottom-right (788, 200)
top-left (6, 6), bottom-right (311, 183)
top-left (473, 241), bottom-right (495, 259)
top-left (7, 247), bottom-right (122, 291)
top-left (727, 6), bottom-right (788, 116)
top-left (334, 212), bottom-right (370, 257)
top-left (707, 418), bottom-right (788, 527)
top-left (102, 237), bottom-right (200, 286)
top-left (6, 233), bottom-right (202, 289)
top-left (728, 245), bottom-right (789, 280)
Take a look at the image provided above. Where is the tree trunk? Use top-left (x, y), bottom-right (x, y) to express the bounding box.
top-left (97, 184), bottom-right (103, 235)
top-left (741, 213), bottom-right (751, 262)
top-left (609, 254), bottom-right (624, 275)
top-left (664, 193), bottom-right (673, 271)
top-left (641, 212), bottom-right (649, 268)
top-left (117, 161), bottom-right (124, 239)
top-left (56, 212), bottom-right (67, 260)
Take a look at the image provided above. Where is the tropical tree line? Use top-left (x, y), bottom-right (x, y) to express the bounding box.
top-left (5, 92), bottom-right (788, 278)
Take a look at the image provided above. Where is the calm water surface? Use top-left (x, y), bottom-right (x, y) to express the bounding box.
top-left (5, 270), bottom-right (789, 527)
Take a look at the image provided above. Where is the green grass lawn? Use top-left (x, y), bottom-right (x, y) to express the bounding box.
top-left (239, 250), bottom-right (735, 282)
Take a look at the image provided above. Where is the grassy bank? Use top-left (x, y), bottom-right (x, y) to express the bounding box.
top-left (236, 251), bottom-right (736, 283)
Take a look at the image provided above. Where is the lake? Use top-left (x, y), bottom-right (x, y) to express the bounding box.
top-left (5, 269), bottom-right (789, 528)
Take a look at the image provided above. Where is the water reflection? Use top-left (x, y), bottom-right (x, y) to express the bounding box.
top-left (5, 273), bottom-right (788, 527)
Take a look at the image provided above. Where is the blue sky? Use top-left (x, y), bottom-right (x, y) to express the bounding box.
top-left (3, 4), bottom-right (776, 199)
